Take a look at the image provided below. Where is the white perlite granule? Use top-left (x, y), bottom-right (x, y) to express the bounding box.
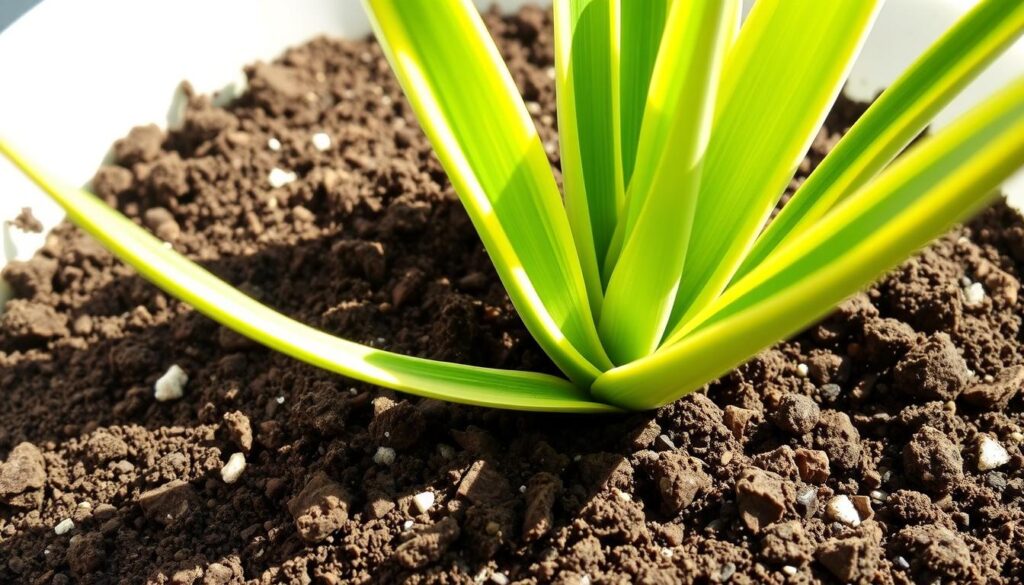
top-left (267, 137), bottom-right (282, 151)
top-left (963, 281), bottom-right (986, 307)
top-left (825, 495), bottom-right (861, 526)
top-left (221, 452), bottom-right (247, 484)
top-left (268, 167), bottom-right (297, 188)
top-left (412, 491), bottom-right (435, 514)
top-left (373, 446), bottom-right (396, 466)
top-left (311, 132), bottom-right (332, 151)
top-left (154, 365), bottom-right (188, 402)
top-left (54, 518), bottom-right (75, 535)
top-left (796, 363), bottom-right (809, 377)
top-left (977, 436), bottom-right (1011, 471)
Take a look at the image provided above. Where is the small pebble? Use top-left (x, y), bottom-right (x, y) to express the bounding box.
top-left (311, 132), bottom-right (332, 151)
top-left (267, 137), bottom-right (282, 151)
top-left (719, 562), bottom-right (736, 582)
top-left (869, 489), bottom-right (889, 503)
top-left (782, 565), bottom-right (798, 576)
top-left (54, 519), bottom-right (74, 535)
top-left (402, 520), bottom-right (414, 530)
top-left (796, 363), bottom-right (809, 377)
top-left (412, 491), bottom-right (435, 514)
top-left (154, 364), bottom-right (188, 402)
top-left (825, 495), bottom-right (861, 526)
top-left (977, 436), bottom-right (1011, 471)
top-left (268, 167), bottom-right (297, 188)
top-left (221, 452), bottom-right (246, 484)
top-left (373, 446), bottom-right (396, 466)
top-left (963, 281), bottom-right (986, 306)
top-left (895, 556), bottom-right (910, 570)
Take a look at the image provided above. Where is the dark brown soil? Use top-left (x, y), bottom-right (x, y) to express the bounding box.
top-left (2, 6), bottom-right (1023, 584)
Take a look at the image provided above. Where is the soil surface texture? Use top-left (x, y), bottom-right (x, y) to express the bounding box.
top-left (2, 6), bottom-right (1024, 584)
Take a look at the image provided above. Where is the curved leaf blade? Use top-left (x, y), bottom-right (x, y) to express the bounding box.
top-left (364, 0), bottom-right (612, 383)
top-left (554, 0), bottom-right (622, 316)
top-left (598, 0), bottom-right (738, 363)
top-left (618, 0), bottom-right (672, 190)
top-left (594, 78), bottom-right (1024, 410)
top-left (660, 0), bottom-right (883, 339)
top-left (0, 139), bottom-right (619, 413)
top-left (733, 0), bottom-right (1024, 281)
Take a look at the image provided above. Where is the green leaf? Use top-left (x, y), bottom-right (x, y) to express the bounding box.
top-left (618, 0), bottom-right (671, 190)
top-left (659, 0), bottom-right (883, 340)
top-left (364, 0), bottom-right (612, 384)
top-left (553, 0), bottom-right (623, 316)
top-left (598, 0), bottom-right (738, 364)
top-left (733, 0), bottom-right (1024, 282)
top-left (593, 78), bottom-right (1024, 410)
top-left (0, 139), bottom-right (620, 414)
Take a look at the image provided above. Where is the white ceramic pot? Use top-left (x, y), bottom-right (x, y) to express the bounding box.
top-left (0, 0), bottom-right (1022, 303)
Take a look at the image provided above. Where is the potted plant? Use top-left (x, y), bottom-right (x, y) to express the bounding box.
top-left (0, 0), bottom-right (1022, 582)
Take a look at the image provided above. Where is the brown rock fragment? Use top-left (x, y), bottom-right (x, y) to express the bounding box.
top-left (85, 431), bottom-right (129, 465)
top-left (139, 480), bottom-right (197, 527)
top-left (961, 365), bottom-right (1023, 410)
top-left (0, 442), bottom-right (46, 509)
top-left (760, 520), bottom-right (813, 565)
top-left (522, 472), bottom-right (561, 542)
top-left (653, 452), bottom-right (711, 515)
top-left (812, 410), bottom-right (862, 471)
top-left (114, 124), bottom-right (163, 164)
top-left (903, 426), bottom-right (963, 493)
top-left (736, 468), bottom-right (792, 533)
top-left (394, 517), bottom-right (460, 569)
top-left (793, 448), bottom-right (830, 484)
top-left (816, 522), bottom-right (883, 583)
top-left (862, 317), bottom-right (917, 366)
top-left (723, 405), bottom-right (756, 442)
top-left (456, 460), bottom-right (511, 506)
top-left (893, 332), bottom-right (971, 401)
top-left (222, 411), bottom-right (253, 453)
top-left (752, 446), bottom-right (800, 480)
top-left (1, 299), bottom-right (69, 344)
top-left (287, 472), bottom-right (351, 543)
top-left (66, 532), bottom-right (105, 576)
top-left (974, 257), bottom-right (1019, 305)
top-left (892, 524), bottom-right (977, 583)
top-left (368, 400), bottom-right (425, 450)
